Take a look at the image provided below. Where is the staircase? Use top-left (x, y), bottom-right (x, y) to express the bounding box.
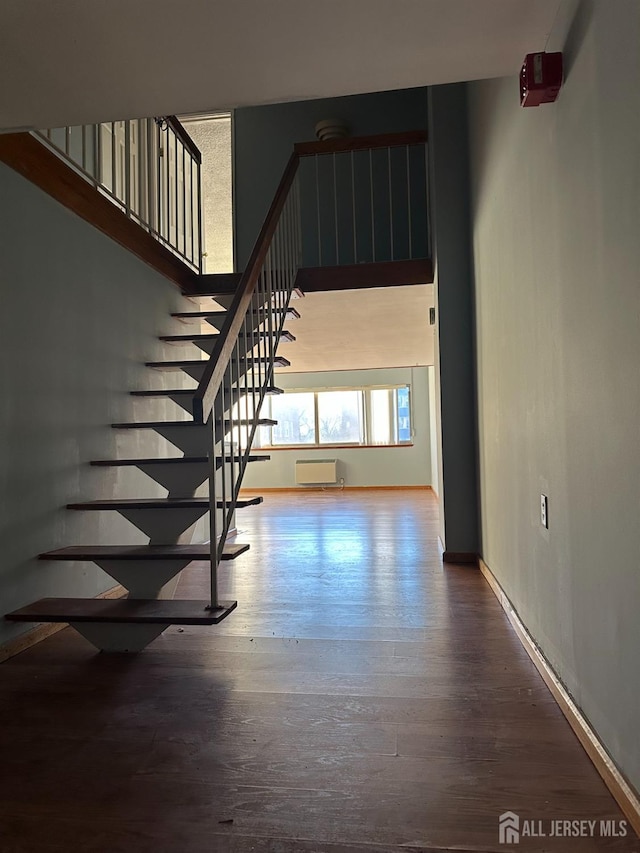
top-left (5, 153), bottom-right (303, 652)
top-left (3, 122), bottom-right (431, 653)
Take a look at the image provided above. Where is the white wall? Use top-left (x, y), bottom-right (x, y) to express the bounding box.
top-left (468, 0), bottom-right (640, 791)
top-left (241, 367), bottom-right (432, 489)
top-left (0, 163), bottom-right (199, 646)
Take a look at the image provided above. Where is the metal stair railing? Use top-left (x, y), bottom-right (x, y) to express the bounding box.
top-left (192, 155), bottom-right (302, 611)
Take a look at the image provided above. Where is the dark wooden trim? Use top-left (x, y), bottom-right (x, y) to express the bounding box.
top-left (294, 129), bottom-right (428, 156)
top-left (0, 133), bottom-right (200, 294)
top-left (295, 258), bottom-right (433, 292)
top-left (192, 153), bottom-right (300, 422)
top-left (165, 116), bottom-right (202, 164)
top-left (442, 551), bottom-right (479, 566)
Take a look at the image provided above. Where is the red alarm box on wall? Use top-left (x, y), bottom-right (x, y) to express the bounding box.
top-left (520, 52), bottom-right (563, 107)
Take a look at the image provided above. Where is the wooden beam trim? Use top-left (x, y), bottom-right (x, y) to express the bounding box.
top-left (295, 130), bottom-right (428, 156)
top-left (0, 133), bottom-right (200, 294)
top-left (295, 259), bottom-right (433, 293)
top-left (480, 558), bottom-right (640, 837)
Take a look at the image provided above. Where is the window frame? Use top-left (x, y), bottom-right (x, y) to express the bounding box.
top-left (257, 384), bottom-right (413, 450)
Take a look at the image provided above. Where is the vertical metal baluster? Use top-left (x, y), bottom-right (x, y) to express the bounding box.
top-left (81, 126), bottom-right (87, 172)
top-left (124, 121), bottom-right (131, 215)
top-left (351, 150), bottom-right (357, 264)
top-left (388, 147), bottom-right (394, 261)
top-left (137, 120), bottom-right (144, 221)
top-left (266, 251), bottom-right (275, 386)
top-left (196, 158), bottom-right (203, 273)
top-left (156, 122), bottom-right (162, 239)
top-left (228, 359), bottom-right (236, 506)
top-left (369, 148), bottom-right (375, 262)
top-left (95, 124), bottom-right (101, 185)
top-left (235, 322), bottom-right (251, 462)
top-left (208, 410), bottom-right (219, 609)
top-left (189, 159), bottom-right (195, 265)
top-left (406, 145), bottom-right (412, 259)
top-left (146, 120), bottom-right (154, 233)
top-left (182, 146), bottom-right (187, 261)
top-left (296, 175), bottom-right (303, 271)
top-left (219, 385), bottom-right (227, 531)
top-left (286, 200), bottom-right (293, 305)
top-left (65, 126), bottom-right (70, 158)
top-left (174, 132), bottom-right (179, 253)
top-left (333, 152), bottom-right (339, 265)
top-left (256, 271), bottom-right (265, 389)
top-left (165, 127), bottom-right (171, 243)
top-left (247, 311), bottom-right (258, 451)
top-left (315, 154), bottom-right (322, 266)
top-left (111, 122), bottom-right (116, 197)
top-left (274, 220), bottom-right (283, 321)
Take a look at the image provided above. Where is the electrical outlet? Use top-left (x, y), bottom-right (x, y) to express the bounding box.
top-left (540, 494), bottom-right (548, 529)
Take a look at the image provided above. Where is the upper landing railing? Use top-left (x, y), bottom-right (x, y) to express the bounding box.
top-left (35, 117), bottom-right (202, 272)
top-left (295, 130), bottom-right (429, 268)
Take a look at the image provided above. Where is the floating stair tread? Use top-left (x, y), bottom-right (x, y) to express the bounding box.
top-left (5, 598), bottom-right (237, 625)
top-left (161, 330), bottom-right (295, 343)
top-left (91, 454), bottom-right (270, 467)
top-left (159, 333), bottom-right (219, 343)
top-left (39, 543), bottom-right (250, 561)
top-left (92, 456), bottom-right (208, 465)
top-left (68, 498), bottom-right (210, 510)
top-left (172, 306), bottom-right (299, 320)
top-left (112, 419), bottom-right (276, 429)
top-left (131, 389), bottom-right (195, 398)
top-left (130, 386), bottom-right (282, 397)
top-left (171, 310), bottom-right (227, 319)
top-left (112, 420), bottom-right (204, 429)
top-left (146, 355), bottom-right (290, 368)
top-left (68, 496), bottom-right (263, 510)
top-left (223, 418), bottom-right (277, 427)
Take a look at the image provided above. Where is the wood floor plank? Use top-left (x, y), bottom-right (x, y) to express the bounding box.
top-left (0, 490), bottom-right (636, 852)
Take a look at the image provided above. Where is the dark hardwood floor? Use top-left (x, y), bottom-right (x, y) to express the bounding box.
top-left (0, 490), bottom-right (636, 852)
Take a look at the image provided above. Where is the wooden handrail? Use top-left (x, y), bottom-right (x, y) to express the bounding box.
top-left (294, 129), bottom-right (427, 157)
top-left (165, 115), bottom-right (202, 164)
top-left (192, 153), bottom-right (300, 423)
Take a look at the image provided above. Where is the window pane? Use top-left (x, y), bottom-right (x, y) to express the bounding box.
top-left (318, 390), bottom-right (363, 444)
top-left (370, 389), bottom-right (391, 444)
top-left (396, 387), bottom-right (411, 442)
top-left (270, 392), bottom-right (316, 445)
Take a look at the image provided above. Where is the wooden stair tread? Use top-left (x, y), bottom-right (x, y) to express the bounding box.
top-left (160, 330), bottom-right (294, 343)
top-left (39, 543), bottom-right (250, 561)
top-left (5, 598), bottom-right (237, 625)
top-left (111, 418), bottom-right (276, 428)
top-left (145, 356), bottom-right (290, 368)
top-left (90, 454), bottom-right (270, 467)
top-left (172, 306), bottom-right (299, 320)
top-left (130, 386), bottom-right (282, 397)
top-left (68, 497), bottom-right (263, 510)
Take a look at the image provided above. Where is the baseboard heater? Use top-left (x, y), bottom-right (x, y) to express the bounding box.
top-left (295, 459), bottom-right (338, 485)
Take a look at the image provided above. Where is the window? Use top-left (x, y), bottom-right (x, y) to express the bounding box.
top-left (258, 386), bottom-right (412, 448)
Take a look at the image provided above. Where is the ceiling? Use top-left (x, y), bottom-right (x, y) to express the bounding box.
top-left (0, 0), bottom-right (561, 131)
top-left (275, 285), bottom-right (434, 374)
